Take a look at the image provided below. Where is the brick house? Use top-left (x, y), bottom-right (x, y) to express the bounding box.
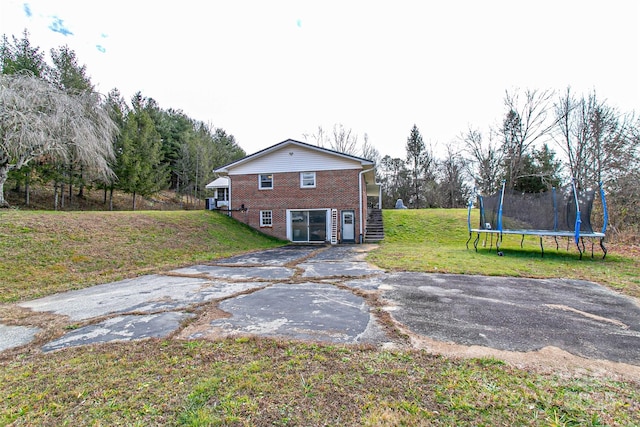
top-left (211, 139), bottom-right (381, 244)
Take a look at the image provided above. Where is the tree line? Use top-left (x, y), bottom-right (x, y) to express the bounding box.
top-left (1, 31), bottom-right (245, 209)
top-left (306, 91), bottom-right (638, 236)
top-left (377, 88), bottom-right (639, 235)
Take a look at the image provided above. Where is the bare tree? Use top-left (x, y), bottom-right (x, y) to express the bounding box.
top-left (360, 133), bottom-right (380, 163)
top-left (437, 144), bottom-right (471, 208)
top-left (554, 87), bottom-right (634, 188)
top-left (331, 123), bottom-right (358, 154)
top-left (500, 88), bottom-right (556, 189)
top-left (302, 125), bottom-right (329, 148)
top-left (460, 127), bottom-right (502, 194)
top-left (304, 124), bottom-right (359, 155)
top-left (379, 155), bottom-right (410, 208)
top-left (0, 73), bottom-right (116, 207)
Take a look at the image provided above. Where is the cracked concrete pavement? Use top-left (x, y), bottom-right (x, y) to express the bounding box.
top-left (2, 244), bottom-right (639, 377)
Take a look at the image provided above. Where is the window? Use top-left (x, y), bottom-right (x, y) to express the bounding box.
top-left (259, 174), bottom-right (273, 189)
top-left (216, 188), bottom-right (228, 201)
top-left (300, 172), bottom-right (316, 188)
top-left (260, 210), bottom-right (273, 227)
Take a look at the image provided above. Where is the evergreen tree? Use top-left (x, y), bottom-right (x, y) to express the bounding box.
top-left (0, 30), bottom-right (48, 77)
top-left (102, 88), bottom-right (129, 209)
top-left (117, 93), bottom-right (168, 210)
top-left (512, 144), bottom-right (562, 192)
top-left (49, 45), bottom-right (93, 92)
top-left (406, 124), bottom-right (426, 208)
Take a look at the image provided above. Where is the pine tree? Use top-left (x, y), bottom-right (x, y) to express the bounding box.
top-left (406, 124), bottom-right (426, 208)
top-left (117, 95), bottom-right (168, 210)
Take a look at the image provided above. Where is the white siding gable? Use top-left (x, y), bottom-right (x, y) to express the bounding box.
top-left (228, 144), bottom-right (363, 175)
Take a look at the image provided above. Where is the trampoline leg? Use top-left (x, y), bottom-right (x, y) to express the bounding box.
top-left (581, 237), bottom-right (586, 257)
top-left (591, 240), bottom-right (595, 259)
top-left (539, 237), bottom-right (544, 258)
top-left (520, 234), bottom-right (525, 248)
top-left (466, 232), bottom-right (472, 250)
top-left (576, 240), bottom-right (583, 260)
top-left (496, 235), bottom-right (502, 254)
top-left (473, 233), bottom-right (480, 252)
top-left (600, 238), bottom-right (607, 259)
top-left (489, 234), bottom-right (493, 250)
top-left (566, 237), bottom-right (570, 251)
top-left (554, 236), bottom-right (559, 251)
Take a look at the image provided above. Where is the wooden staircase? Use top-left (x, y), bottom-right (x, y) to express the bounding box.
top-left (364, 208), bottom-right (384, 243)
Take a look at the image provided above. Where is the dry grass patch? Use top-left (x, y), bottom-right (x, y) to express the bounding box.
top-left (1, 338), bottom-right (638, 426)
top-left (0, 210), bottom-right (284, 303)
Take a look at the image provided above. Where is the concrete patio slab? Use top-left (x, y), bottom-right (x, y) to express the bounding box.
top-left (42, 312), bottom-right (194, 352)
top-left (299, 261), bottom-right (382, 278)
top-left (202, 283), bottom-right (378, 343)
top-left (381, 272), bottom-right (640, 365)
top-left (171, 265), bottom-right (294, 280)
top-left (19, 275), bottom-right (257, 321)
top-left (0, 324), bottom-right (40, 352)
top-left (3, 244), bottom-right (640, 372)
top-left (215, 246), bottom-right (318, 266)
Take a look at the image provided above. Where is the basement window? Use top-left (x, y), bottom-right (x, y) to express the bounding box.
top-left (260, 210), bottom-right (273, 227)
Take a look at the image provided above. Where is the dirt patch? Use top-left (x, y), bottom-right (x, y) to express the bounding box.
top-left (404, 328), bottom-right (640, 383)
top-left (175, 305), bottom-right (232, 340)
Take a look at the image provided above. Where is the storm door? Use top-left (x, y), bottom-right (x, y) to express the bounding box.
top-left (341, 210), bottom-right (355, 243)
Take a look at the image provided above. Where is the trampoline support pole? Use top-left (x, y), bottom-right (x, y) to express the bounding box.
top-left (600, 238), bottom-right (607, 259)
top-left (577, 239), bottom-right (583, 260)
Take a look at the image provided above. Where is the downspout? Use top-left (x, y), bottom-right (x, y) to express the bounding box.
top-left (227, 175), bottom-right (232, 217)
top-left (359, 167), bottom-right (375, 243)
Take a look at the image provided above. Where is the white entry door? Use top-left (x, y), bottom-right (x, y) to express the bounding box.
top-left (341, 210), bottom-right (355, 243)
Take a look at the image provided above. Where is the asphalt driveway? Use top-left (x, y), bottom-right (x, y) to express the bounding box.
top-left (2, 245), bottom-right (639, 370)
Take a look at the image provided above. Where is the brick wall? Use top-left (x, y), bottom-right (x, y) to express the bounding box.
top-left (229, 169), bottom-right (364, 241)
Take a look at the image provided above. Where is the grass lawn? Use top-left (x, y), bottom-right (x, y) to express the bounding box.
top-left (0, 210), bottom-right (284, 303)
top-left (368, 209), bottom-right (640, 299)
top-left (1, 208), bottom-right (639, 426)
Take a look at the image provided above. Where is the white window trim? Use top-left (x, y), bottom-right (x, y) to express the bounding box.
top-left (300, 172), bottom-right (316, 188)
top-left (260, 210), bottom-right (273, 227)
top-left (259, 173), bottom-right (273, 190)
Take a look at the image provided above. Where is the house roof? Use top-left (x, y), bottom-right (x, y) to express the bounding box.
top-left (214, 139), bottom-right (375, 174)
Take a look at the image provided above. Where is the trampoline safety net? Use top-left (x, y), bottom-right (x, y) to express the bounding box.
top-left (467, 181), bottom-right (607, 259)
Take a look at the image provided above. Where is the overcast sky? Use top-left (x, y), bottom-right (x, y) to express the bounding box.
top-left (1, 0), bottom-right (638, 160)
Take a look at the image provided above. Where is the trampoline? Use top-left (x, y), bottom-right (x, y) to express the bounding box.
top-left (466, 180), bottom-right (608, 259)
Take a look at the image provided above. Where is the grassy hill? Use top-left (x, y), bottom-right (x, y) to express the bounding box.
top-left (1, 208), bottom-right (639, 425)
top-left (0, 210), bottom-right (284, 303)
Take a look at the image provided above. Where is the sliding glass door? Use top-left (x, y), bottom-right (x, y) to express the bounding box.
top-left (290, 210), bottom-right (327, 242)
